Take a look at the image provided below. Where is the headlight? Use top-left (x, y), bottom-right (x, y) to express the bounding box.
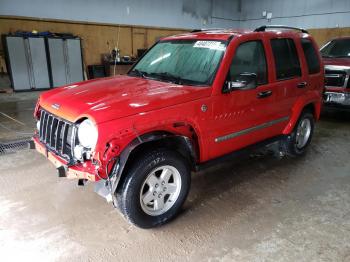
top-left (77, 119), bottom-right (98, 150)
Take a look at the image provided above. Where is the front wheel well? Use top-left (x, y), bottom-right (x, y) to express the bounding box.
top-left (127, 137), bottom-right (195, 167)
top-left (116, 134), bottom-right (197, 192)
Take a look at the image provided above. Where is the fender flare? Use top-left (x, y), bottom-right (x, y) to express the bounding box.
top-left (118, 132), bottom-right (196, 176)
top-left (283, 93), bottom-right (321, 135)
top-left (108, 132), bottom-right (197, 199)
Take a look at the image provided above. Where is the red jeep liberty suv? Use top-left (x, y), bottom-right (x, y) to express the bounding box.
top-left (321, 37), bottom-right (350, 109)
top-left (32, 25), bottom-right (324, 228)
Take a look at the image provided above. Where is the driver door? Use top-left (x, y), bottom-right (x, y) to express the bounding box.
top-left (208, 39), bottom-right (282, 159)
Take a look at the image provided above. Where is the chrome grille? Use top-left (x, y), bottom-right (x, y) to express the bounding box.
top-left (38, 109), bottom-right (76, 163)
top-left (325, 69), bottom-right (347, 87)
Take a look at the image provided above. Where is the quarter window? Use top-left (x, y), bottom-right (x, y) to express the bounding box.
top-left (228, 40), bottom-right (268, 85)
top-left (301, 39), bottom-right (320, 74)
top-left (271, 38), bottom-right (301, 80)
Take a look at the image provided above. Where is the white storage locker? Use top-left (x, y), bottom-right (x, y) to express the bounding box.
top-left (4, 36), bottom-right (51, 91)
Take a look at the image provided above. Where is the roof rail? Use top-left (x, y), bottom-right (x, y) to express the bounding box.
top-left (191, 28), bottom-right (225, 33)
top-left (254, 25), bottom-right (308, 34)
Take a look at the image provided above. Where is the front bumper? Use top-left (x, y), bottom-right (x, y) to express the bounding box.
top-left (324, 92), bottom-right (350, 108)
top-left (32, 137), bottom-right (99, 181)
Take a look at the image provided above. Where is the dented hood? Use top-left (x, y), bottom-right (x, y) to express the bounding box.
top-left (39, 75), bottom-right (211, 123)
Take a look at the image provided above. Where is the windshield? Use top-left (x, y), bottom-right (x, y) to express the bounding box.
top-left (321, 39), bottom-right (350, 58)
top-left (128, 39), bottom-right (227, 86)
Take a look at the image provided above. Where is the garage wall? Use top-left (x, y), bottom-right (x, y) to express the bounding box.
top-left (0, 0), bottom-right (240, 29)
top-left (309, 27), bottom-right (350, 47)
top-left (0, 17), bottom-right (187, 66)
top-left (0, 0), bottom-right (241, 69)
top-left (236, 0), bottom-right (350, 47)
top-left (239, 0), bottom-right (350, 29)
top-left (1, 0), bottom-right (348, 68)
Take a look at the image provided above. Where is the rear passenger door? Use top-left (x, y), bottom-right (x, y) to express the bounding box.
top-left (267, 37), bottom-right (307, 119)
top-left (300, 38), bottom-right (323, 93)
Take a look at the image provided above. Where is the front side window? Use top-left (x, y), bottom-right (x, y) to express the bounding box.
top-left (129, 40), bottom-right (227, 86)
top-left (320, 38), bottom-right (350, 58)
top-left (228, 40), bottom-right (268, 85)
top-left (271, 38), bottom-right (301, 80)
top-left (301, 38), bottom-right (320, 74)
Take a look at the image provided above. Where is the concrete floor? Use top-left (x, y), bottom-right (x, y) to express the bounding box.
top-left (0, 74), bottom-right (41, 141)
top-left (0, 92), bottom-right (350, 261)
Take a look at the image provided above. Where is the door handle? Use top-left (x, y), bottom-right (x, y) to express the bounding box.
top-left (257, 90), bottom-right (272, 98)
top-left (297, 82), bottom-right (308, 88)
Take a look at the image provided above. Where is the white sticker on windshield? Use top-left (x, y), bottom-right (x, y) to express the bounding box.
top-left (193, 41), bottom-right (225, 51)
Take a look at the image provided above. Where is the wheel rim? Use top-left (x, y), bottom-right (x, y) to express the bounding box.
top-left (295, 118), bottom-right (311, 149)
top-left (140, 165), bottom-right (182, 216)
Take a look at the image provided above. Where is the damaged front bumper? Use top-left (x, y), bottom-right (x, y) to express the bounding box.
top-left (31, 137), bottom-right (120, 204)
top-left (32, 136), bottom-right (99, 181)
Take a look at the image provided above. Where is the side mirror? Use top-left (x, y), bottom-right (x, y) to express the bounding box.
top-left (223, 73), bottom-right (257, 93)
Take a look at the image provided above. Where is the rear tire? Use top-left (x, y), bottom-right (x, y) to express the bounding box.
top-left (281, 111), bottom-right (315, 157)
top-left (116, 148), bottom-right (191, 228)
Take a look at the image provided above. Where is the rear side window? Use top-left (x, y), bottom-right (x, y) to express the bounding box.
top-left (271, 38), bottom-right (301, 80)
top-left (229, 40), bottom-right (268, 85)
top-left (301, 39), bottom-right (320, 74)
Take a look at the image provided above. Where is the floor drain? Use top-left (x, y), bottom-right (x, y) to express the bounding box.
top-left (0, 138), bottom-right (32, 155)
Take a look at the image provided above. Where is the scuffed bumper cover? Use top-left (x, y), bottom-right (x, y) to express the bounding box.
top-left (32, 136), bottom-right (99, 181)
top-left (324, 92), bottom-right (350, 108)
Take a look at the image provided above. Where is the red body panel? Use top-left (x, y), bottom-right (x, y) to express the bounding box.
top-left (323, 57), bottom-right (350, 67)
top-left (34, 29), bottom-right (324, 181)
top-left (39, 76), bottom-right (211, 123)
top-left (321, 37), bottom-right (350, 108)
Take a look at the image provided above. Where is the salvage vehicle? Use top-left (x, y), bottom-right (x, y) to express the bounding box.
top-left (321, 37), bottom-right (350, 109)
top-left (32, 25), bottom-right (324, 228)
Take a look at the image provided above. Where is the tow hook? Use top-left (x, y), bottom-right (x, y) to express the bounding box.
top-left (78, 179), bottom-right (88, 186)
top-left (57, 166), bottom-right (67, 177)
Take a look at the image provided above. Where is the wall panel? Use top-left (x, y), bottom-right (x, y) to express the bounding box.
top-left (309, 27), bottom-right (350, 47)
top-left (0, 0), bottom-right (241, 30)
top-left (0, 17), bottom-right (188, 66)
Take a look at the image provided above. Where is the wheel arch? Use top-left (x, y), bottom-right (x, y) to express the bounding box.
top-left (114, 131), bottom-right (198, 193)
top-left (283, 99), bottom-right (320, 135)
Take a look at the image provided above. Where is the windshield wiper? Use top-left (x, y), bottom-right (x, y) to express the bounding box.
top-left (130, 70), bottom-right (206, 86)
top-left (147, 72), bottom-right (183, 84)
top-left (128, 69), bottom-right (148, 78)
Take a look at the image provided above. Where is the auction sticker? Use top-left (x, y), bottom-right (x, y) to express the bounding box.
top-left (193, 41), bottom-right (225, 51)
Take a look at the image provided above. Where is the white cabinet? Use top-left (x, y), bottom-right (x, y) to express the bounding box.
top-left (4, 35), bottom-right (84, 91)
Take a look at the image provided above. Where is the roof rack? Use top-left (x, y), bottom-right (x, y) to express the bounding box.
top-left (191, 28), bottom-right (225, 33)
top-left (254, 25), bottom-right (308, 34)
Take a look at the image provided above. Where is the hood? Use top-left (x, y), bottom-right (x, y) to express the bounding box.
top-left (323, 57), bottom-right (350, 67)
top-left (40, 75), bottom-right (211, 123)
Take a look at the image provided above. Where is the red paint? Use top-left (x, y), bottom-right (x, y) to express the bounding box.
top-left (323, 57), bottom-right (350, 67)
top-left (323, 58), bottom-right (350, 94)
top-left (322, 37), bottom-right (350, 95)
top-left (34, 29), bottom-right (324, 180)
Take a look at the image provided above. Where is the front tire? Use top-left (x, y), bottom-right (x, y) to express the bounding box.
top-left (281, 110), bottom-right (315, 157)
top-left (116, 148), bottom-right (191, 228)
